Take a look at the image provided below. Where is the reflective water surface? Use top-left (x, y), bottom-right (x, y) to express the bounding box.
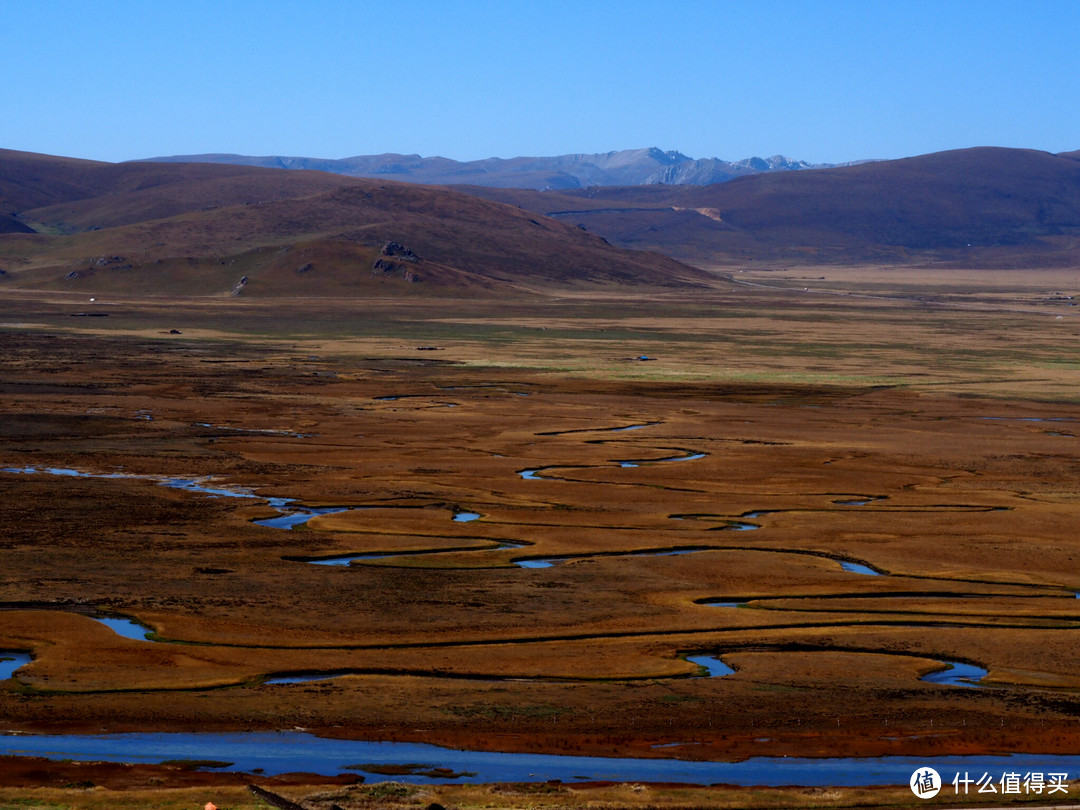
top-left (2, 731), bottom-right (1075, 785)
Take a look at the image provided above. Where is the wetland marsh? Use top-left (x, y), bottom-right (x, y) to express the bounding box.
top-left (3, 273), bottom-right (1080, 802)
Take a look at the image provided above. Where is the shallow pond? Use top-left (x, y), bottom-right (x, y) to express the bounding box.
top-left (0, 652), bottom-right (31, 680)
top-left (2, 731), bottom-right (1077, 785)
top-left (839, 561), bottom-right (883, 576)
top-left (686, 655), bottom-right (735, 677)
top-left (93, 616), bottom-right (155, 641)
top-left (514, 558), bottom-right (553, 569)
top-left (920, 661), bottom-right (988, 688)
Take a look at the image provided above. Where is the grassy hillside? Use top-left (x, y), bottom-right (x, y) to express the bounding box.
top-left (0, 150), bottom-right (707, 296)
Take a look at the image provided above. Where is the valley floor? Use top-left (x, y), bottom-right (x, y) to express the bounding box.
top-left (2, 270), bottom-right (1080, 807)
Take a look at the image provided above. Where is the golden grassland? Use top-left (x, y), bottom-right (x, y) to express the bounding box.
top-left (2, 267), bottom-right (1080, 807)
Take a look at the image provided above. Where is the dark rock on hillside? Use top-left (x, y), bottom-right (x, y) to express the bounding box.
top-left (381, 241), bottom-right (418, 261)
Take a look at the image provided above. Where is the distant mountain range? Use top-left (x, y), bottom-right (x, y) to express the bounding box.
top-left (140, 147), bottom-right (866, 190)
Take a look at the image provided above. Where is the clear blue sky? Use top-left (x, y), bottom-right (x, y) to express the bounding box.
top-left (3, 0), bottom-right (1078, 164)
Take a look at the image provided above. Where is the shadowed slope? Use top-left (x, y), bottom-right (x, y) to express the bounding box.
top-left (0, 213), bottom-right (34, 234)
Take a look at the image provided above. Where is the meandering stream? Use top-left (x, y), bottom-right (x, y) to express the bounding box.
top-left (0, 441), bottom-right (1012, 702)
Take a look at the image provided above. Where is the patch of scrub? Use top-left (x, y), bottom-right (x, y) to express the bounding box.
top-left (346, 762), bottom-right (477, 779)
top-left (920, 660), bottom-right (988, 688)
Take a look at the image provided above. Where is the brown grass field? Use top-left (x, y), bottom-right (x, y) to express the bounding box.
top-left (3, 265), bottom-right (1080, 808)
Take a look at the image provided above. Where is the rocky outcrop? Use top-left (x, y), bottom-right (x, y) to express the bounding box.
top-left (380, 241), bottom-right (418, 261)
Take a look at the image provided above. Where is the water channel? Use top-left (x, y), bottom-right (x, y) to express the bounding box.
top-left (0, 449), bottom-right (1009, 786)
top-left (920, 661), bottom-right (988, 688)
top-left (0, 652), bottom-right (31, 680)
top-left (0, 731), bottom-right (1068, 785)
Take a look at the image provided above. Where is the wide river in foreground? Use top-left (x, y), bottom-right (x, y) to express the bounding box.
top-left (2, 731), bottom-right (1079, 786)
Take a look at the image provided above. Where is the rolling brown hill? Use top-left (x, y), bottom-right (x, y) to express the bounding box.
top-left (0, 149), bottom-right (708, 296)
top-left (462, 147), bottom-right (1080, 267)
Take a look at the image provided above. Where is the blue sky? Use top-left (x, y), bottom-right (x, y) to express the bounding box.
top-left (3, 0), bottom-right (1078, 164)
